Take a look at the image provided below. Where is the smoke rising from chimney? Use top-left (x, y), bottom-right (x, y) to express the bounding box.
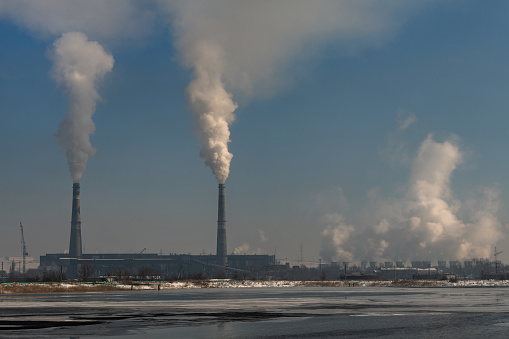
top-left (1, 2), bottom-right (437, 184)
top-left (164, 1), bottom-right (432, 182)
top-left (186, 42), bottom-right (237, 183)
top-left (50, 32), bottom-right (114, 182)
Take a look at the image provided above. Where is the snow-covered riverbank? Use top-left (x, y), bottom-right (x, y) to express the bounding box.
top-left (2, 279), bottom-right (509, 293)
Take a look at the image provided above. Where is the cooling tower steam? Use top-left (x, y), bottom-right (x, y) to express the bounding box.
top-left (51, 32), bottom-right (114, 182)
top-left (186, 42), bottom-right (237, 183)
top-left (320, 134), bottom-right (504, 263)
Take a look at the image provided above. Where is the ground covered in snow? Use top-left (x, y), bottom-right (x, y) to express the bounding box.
top-left (1, 279), bottom-right (509, 293)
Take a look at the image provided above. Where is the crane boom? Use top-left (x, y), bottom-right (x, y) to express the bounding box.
top-left (20, 222), bottom-right (28, 275)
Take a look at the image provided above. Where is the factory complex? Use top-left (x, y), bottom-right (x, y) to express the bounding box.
top-left (11, 184), bottom-right (506, 282)
top-left (37, 182), bottom-right (274, 280)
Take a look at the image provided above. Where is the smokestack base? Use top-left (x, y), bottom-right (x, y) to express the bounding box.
top-left (69, 182), bottom-right (82, 259)
top-left (216, 183), bottom-right (227, 266)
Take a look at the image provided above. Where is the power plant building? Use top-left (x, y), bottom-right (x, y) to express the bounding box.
top-left (39, 182), bottom-right (275, 279)
top-left (39, 253), bottom-right (275, 279)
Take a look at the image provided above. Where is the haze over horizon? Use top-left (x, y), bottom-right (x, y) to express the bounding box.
top-left (1, 1), bottom-right (509, 265)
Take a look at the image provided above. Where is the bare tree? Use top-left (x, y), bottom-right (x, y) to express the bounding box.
top-left (78, 261), bottom-right (94, 282)
top-left (25, 269), bottom-right (41, 282)
top-left (137, 266), bottom-right (159, 281)
top-left (42, 270), bottom-right (66, 282)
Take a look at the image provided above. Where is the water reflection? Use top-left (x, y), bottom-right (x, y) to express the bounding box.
top-left (2, 287), bottom-right (509, 338)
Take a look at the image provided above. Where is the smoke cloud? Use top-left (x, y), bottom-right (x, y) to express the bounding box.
top-left (398, 111), bottom-right (416, 131)
top-left (0, 0), bottom-right (154, 43)
top-left (233, 242), bottom-right (265, 255)
top-left (166, 1), bottom-right (432, 98)
top-left (2, 1), bottom-right (438, 184)
top-left (185, 41), bottom-right (237, 183)
top-left (321, 214), bottom-right (354, 262)
top-left (321, 134), bottom-right (504, 263)
top-left (258, 229), bottom-right (268, 242)
top-left (163, 0), bottom-right (433, 182)
top-left (50, 32), bottom-right (114, 182)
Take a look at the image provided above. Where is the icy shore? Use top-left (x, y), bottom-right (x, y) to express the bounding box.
top-left (2, 279), bottom-right (509, 293)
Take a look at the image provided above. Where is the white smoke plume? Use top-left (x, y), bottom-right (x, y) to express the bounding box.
top-left (258, 229), bottom-right (268, 242)
top-left (50, 32), bottom-right (114, 182)
top-left (1, 1), bottom-right (439, 184)
top-left (185, 42), bottom-right (237, 183)
top-left (162, 0), bottom-right (434, 182)
top-left (321, 214), bottom-right (354, 262)
top-left (233, 242), bottom-right (265, 255)
top-left (233, 243), bottom-right (251, 255)
top-left (321, 134), bottom-right (504, 263)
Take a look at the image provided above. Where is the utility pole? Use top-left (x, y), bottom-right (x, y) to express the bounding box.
top-left (494, 247), bottom-right (503, 274)
top-left (300, 241), bottom-right (303, 264)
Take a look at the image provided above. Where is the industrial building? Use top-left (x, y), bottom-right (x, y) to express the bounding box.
top-left (39, 183), bottom-right (275, 279)
top-left (375, 267), bottom-right (438, 280)
top-left (39, 253), bottom-right (275, 280)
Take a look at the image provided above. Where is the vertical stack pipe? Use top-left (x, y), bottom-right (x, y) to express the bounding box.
top-left (216, 183), bottom-right (227, 266)
top-left (69, 182), bottom-right (82, 258)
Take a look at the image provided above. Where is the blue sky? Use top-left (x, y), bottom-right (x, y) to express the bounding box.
top-left (1, 1), bottom-right (509, 264)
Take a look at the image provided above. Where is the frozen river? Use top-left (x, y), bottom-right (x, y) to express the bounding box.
top-left (2, 286), bottom-right (509, 338)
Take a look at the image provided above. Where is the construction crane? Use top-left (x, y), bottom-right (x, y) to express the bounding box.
top-left (19, 222), bottom-right (28, 275)
top-left (494, 247), bottom-right (503, 274)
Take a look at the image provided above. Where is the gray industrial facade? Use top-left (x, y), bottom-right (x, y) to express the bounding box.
top-left (39, 253), bottom-right (275, 279)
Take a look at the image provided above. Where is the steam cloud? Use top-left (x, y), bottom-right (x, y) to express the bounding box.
top-left (165, 1), bottom-right (431, 183)
top-left (50, 32), bottom-right (114, 182)
top-left (321, 134), bottom-right (504, 263)
top-left (2, 1), bottom-right (436, 184)
top-left (185, 42), bottom-right (237, 183)
top-left (0, 0), bottom-right (154, 43)
top-left (233, 242), bottom-right (264, 255)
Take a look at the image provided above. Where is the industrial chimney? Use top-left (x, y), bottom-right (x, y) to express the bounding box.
top-left (69, 182), bottom-right (82, 258)
top-left (216, 183), bottom-right (227, 266)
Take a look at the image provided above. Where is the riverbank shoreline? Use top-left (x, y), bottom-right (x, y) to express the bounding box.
top-left (2, 278), bottom-right (509, 293)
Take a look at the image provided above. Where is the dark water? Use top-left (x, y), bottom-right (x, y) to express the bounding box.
top-left (1, 287), bottom-right (509, 338)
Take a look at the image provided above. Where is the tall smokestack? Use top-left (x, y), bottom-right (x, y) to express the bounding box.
top-left (217, 183), bottom-right (227, 266)
top-left (69, 182), bottom-right (82, 258)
